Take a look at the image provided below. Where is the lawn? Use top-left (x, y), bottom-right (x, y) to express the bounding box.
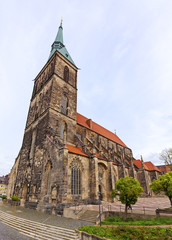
top-left (101, 216), bottom-right (172, 225)
top-left (78, 225), bottom-right (172, 240)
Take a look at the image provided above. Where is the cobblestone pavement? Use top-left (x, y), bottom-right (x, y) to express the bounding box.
top-left (0, 221), bottom-right (33, 240)
top-left (0, 203), bottom-right (92, 230)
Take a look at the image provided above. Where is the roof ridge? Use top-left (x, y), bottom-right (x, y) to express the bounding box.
top-left (77, 112), bottom-right (128, 148)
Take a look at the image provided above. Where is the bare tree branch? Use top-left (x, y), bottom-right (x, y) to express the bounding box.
top-left (159, 148), bottom-right (172, 165)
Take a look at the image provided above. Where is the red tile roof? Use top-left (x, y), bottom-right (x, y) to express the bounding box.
top-left (156, 165), bottom-right (171, 173)
top-left (133, 160), bottom-right (149, 171)
top-left (66, 144), bottom-right (88, 157)
top-left (95, 152), bottom-right (107, 160)
top-left (144, 162), bottom-right (161, 172)
top-left (133, 160), bottom-right (161, 172)
top-left (77, 113), bottom-right (128, 148)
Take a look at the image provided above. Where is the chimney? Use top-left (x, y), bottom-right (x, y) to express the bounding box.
top-left (86, 119), bottom-right (92, 129)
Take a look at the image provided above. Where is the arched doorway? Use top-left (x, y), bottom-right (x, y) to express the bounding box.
top-left (98, 162), bottom-right (108, 201)
top-left (45, 161), bottom-right (51, 195)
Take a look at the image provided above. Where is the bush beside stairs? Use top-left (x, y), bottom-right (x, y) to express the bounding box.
top-left (0, 210), bottom-right (80, 240)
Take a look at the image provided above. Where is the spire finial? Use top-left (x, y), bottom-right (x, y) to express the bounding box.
top-left (141, 155), bottom-right (143, 162)
top-left (60, 18), bottom-right (63, 28)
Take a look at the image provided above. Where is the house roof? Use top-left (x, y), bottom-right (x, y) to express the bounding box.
top-left (156, 165), bottom-right (171, 173)
top-left (66, 144), bottom-right (88, 157)
top-left (133, 159), bottom-right (161, 172)
top-left (144, 161), bottom-right (161, 172)
top-left (77, 113), bottom-right (128, 148)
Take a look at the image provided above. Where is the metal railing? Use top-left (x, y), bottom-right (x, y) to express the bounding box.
top-left (100, 203), bottom-right (159, 215)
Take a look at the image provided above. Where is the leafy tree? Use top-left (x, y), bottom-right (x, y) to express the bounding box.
top-left (160, 148), bottom-right (172, 166)
top-left (111, 176), bottom-right (143, 220)
top-left (150, 172), bottom-right (172, 207)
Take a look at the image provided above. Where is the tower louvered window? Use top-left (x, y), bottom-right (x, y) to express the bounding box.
top-left (61, 96), bottom-right (68, 115)
top-left (71, 163), bottom-right (81, 195)
top-left (64, 66), bottom-right (69, 82)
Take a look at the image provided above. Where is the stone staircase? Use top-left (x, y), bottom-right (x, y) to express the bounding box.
top-left (78, 210), bottom-right (98, 223)
top-left (0, 210), bottom-right (80, 240)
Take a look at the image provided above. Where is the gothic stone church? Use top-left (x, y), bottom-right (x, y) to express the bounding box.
top-left (8, 22), bottom-right (161, 213)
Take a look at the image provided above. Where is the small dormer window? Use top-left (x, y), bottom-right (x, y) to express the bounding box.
top-left (64, 66), bottom-right (69, 82)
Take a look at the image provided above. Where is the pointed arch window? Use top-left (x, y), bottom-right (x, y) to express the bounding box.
top-left (64, 66), bottom-right (69, 82)
top-left (61, 95), bottom-right (68, 115)
top-left (71, 162), bottom-right (81, 195)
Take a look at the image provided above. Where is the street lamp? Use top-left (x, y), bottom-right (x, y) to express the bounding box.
top-left (98, 191), bottom-right (101, 226)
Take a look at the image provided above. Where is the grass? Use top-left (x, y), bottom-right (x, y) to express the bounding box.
top-left (101, 216), bottom-right (172, 225)
top-left (79, 225), bottom-right (172, 240)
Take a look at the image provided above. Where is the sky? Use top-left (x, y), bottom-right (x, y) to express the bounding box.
top-left (0, 0), bottom-right (172, 176)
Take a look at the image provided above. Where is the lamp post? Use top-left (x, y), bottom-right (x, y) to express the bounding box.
top-left (98, 191), bottom-right (101, 226)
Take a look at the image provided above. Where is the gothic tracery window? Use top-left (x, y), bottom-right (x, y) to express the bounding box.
top-left (64, 66), bottom-right (69, 82)
top-left (71, 162), bottom-right (81, 195)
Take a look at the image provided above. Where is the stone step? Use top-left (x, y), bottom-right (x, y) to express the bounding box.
top-left (0, 210), bottom-right (80, 240)
top-left (1, 221), bottom-right (78, 240)
top-left (0, 210), bottom-right (75, 233)
top-left (0, 218), bottom-right (79, 240)
top-left (0, 213), bottom-right (76, 237)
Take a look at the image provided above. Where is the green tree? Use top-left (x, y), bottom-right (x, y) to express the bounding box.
top-left (150, 172), bottom-right (172, 207)
top-left (111, 176), bottom-right (143, 220)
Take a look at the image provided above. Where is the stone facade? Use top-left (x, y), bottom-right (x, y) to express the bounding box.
top-left (8, 23), bottom-right (161, 214)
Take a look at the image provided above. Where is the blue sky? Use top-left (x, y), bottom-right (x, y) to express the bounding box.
top-left (0, 0), bottom-right (172, 175)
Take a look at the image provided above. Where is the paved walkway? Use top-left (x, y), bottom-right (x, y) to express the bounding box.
top-left (0, 202), bottom-right (92, 230)
top-left (72, 197), bottom-right (171, 216)
top-left (0, 197), bottom-right (171, 230)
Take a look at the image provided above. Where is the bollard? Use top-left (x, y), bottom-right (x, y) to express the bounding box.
top-left (143, 207), bottom-right (145, 215)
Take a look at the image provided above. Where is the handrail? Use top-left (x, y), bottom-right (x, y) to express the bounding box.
top-left (74, 205), bottom-right (88, 215)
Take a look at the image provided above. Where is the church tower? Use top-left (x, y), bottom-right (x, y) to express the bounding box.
top-left (14, 21), bottom-right (78, 209)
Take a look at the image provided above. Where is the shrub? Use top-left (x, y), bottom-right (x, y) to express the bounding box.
top-left (1, 195), bottom-right (7, 200)
top-left (11, 195), bottom-right (20, 201)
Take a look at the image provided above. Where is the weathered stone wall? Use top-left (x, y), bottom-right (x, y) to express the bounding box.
top-left (7, 155), bottom-right (20, 199)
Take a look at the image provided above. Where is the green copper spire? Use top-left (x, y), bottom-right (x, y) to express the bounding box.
top-left (55, 20), bottom-right (63, 43)
top-left (49, 21), bottom-right (75, 66)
